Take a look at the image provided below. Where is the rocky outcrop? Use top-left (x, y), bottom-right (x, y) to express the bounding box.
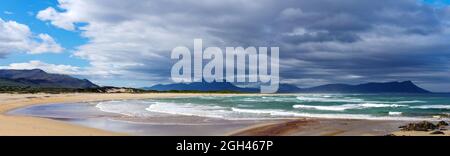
top-left (399, 121), bottom-right (438, 131)
top-left (430, 131), bottom-right (445, 135)
top-left (437, 121), bottom-right (449, 127)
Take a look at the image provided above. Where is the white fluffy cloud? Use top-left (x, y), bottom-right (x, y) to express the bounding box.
top-left (0, 60), bottom-right (81, 75)
top-left (37, 7), bottom-right (76, 30)
top-left (0, 18), bottom-right (63, 57)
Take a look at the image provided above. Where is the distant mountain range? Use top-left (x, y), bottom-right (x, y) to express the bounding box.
top-left (0, 69), bottom-right (432, 93)
top-left (299, 81), bottom-right (430, 93)
top-left (143, 81), bottom-right (259, 92)
top-left (0, 69), bottom-right (98, 89)
top-left (145, 80), bottom-right (431, 93)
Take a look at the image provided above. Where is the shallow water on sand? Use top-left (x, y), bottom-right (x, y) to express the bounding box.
top-left (8, 102), bottom-right (265, 136)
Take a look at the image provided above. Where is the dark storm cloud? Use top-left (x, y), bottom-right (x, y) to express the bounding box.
top-left (39, 0), bottom-right (450, 91)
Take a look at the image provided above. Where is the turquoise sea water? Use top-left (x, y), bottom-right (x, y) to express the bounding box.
top-left (95, 94), bottom-right (450, 121)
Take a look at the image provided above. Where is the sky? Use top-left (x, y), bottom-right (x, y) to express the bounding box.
top-left (0, 0), bottom-right (450, 92)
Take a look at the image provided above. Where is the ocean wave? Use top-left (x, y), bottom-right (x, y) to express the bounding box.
top-left (390, 100), bottom-right (426, 104)
top-left (231, 108), bottom-right (300, 117)
top-left (359, 103), bottom-right (407, 108)
top-left (389, 112), bottom-right (402, 116)
top-left (240, 98), bottom-right (260, 102)
top-left (145, 102), bottom-right (229, 119)
top-left (296, 96), bottom-right (364, 103)
top-left (96, 100), bottom-right (155, 117)
top-left (410, 105), bottom-right (450, 109)
top-left (233, 96), bottom-right (298, 102)
top-left (292, 103), bottom-right (407, 111)
top-left (292, 104), bottom-right (358, 111)
top-left (93, 97), bottom-right (445, 121)
top-left (236, 104), bottom-right (254, 108)
top-left (231, 108), bottom-right (426, 121)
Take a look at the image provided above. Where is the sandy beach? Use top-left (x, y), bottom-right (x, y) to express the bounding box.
top-left (0, 93), bottom-right (263, 136)
top-left (0, 93), bottom-right (200, 135)
top-left (0, 93), bottom-right (448, 136)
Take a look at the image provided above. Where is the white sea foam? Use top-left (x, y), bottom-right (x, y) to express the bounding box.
top-left (389, 112), bottom-right (403, 116)
top-left (232, 108), bottom-right (426, 121)
top-left (231, 108), bottom-right (300, 117)
top-left (96, 100), bottom-right (155, 117)
top-left (292, 104), bottom-right (358, 111)
top-left (293, 103), bottom-right (407, 111)
top-left (241, 98), bottom-right (260, 102)
top-left (390, 100), bottom-right (426, 104)
top-left (359, 103), bottom-right (407, 108)
top-left (236, 96), bottom-right (297, 102)
top-left (410, 105), bottom-right (450, 109)
top-left (296, 96), bottom-right (364, 103)
top-left (145, 102), bottom-right (230, 119)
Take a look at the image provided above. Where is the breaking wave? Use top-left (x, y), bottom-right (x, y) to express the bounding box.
top-left (293, 103), bottom-right (407, 111)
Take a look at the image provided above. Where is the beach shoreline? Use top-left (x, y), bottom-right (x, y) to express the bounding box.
top-left (0, 93), bottom-right (266, 136)
top-left (0, 93), bottom-right (448, 136)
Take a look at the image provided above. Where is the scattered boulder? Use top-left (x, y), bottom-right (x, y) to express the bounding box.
top-left (384, 134), bottom-right (396, 136)
top-left (430, 131), bottom-right (445, 135)
top-left (399, 121), bottom-right (437, 131)
top-left (436, 121), bottom-right (449, 127)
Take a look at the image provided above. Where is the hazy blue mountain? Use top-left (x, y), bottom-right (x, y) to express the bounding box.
top-left (302, 81), bottom-right (431, 93)
top-left (277, 84), bottom-right (303, 93)
top-left (143, 81), bottom-right (259, 92)
top-left (0, 69), bottom-right (99, 89)
top-left (144, 81), bottom-right (431, 93)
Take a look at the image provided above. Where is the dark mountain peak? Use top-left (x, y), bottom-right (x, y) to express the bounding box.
top-left (29, 69), bottom-right (45, 73)
top-left (144, 81), bottom-right (258, 92)
top-left (144, 80), bottom-right (431, 93)
top-left (0, 69), bottom-right (99, 89)
top-left (400, 80), bottom-right (414, 84)
top-left (0, 68), bottom-right (44, 73)
top-left (0, 69), bottom-right (47, 78)
top-left (277, 83), bottom-right (303, 93)
top-left (363, 80), bottom-right (418, 87)
top-left (306, 80), bottom-right (430, 93)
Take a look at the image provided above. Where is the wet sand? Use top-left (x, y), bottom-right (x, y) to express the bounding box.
top-left (231, 119), bottom-right (405, 136)
top-left (231, 119), bottom-right (449, 136)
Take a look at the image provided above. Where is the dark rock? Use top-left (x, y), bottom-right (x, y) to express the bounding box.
top-left (384, 134), bottom-right (396, 136)
top-left (400, 121), bottom-right (437, 131)
top-left (430, 131), bottom-right (445, 135)
top-left (436, 121), bottom-right (449, 127)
